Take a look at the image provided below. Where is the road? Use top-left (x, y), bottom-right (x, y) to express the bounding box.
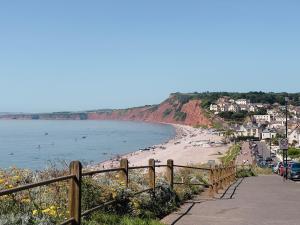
top-left (236, 142), bottom-right (253, 165)
top-left (162, 175), bottom-right (300, 225)
top-left (255, 141), bottom-right (272, 160)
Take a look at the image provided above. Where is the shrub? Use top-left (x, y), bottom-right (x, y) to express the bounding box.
top-left (174, 111), bottom-right (187, 121)
top-left (163, 109), bottom-right (173, 118)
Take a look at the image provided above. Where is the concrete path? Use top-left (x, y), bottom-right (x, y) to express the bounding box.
top-left (162, 175), bottom-right (300, 225)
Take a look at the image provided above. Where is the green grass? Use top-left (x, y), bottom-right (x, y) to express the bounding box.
top-left (220, 144), bottom-right (241, 165)
top-left (83, 213), bottom-right (164, 225)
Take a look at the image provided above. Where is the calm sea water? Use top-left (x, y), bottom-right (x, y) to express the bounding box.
top-left (0, 120), bottom-right (175, 170)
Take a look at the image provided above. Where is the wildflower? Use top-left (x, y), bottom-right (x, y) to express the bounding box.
top-left (112, 191), bottom-right (117, 198)
top-left (42, 208), bottom-right (51, 214)
top-left (32, 210), bottom-right (38, 216)
top-left (12, 175), bottom-right (20, 181)
top-left (21, 198), bottom-right (30, 203)
top-left (7, 184), bottom-right (14, 189)
top-left (0, 179), bottom-right (5, 184)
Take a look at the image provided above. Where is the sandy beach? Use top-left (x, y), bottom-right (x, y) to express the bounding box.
top-left (87, 124), bottom-right (229, 171)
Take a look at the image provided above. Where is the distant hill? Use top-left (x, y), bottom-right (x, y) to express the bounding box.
top-left (1, 92), bottom-right (299, 127)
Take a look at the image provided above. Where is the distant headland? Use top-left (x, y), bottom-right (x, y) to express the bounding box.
top-left (1, 92), bottom-right (299, 127)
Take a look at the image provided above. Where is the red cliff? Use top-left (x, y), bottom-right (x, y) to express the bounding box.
top-left (0, 94), bottom-right (212, 127)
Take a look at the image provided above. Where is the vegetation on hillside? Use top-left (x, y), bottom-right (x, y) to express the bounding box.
top-left (170, 92), bottom-right (300, 108)
top-left (220, 144), bottom-right (241, 165)
top-left (288, 147), bottom-right (300, 159)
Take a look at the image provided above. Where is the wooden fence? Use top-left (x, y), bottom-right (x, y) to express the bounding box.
top-left (0, 159), bottom-right (236, 225)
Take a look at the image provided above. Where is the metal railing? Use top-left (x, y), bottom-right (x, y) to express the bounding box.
top-left (0, 158), bottom-right (236, 225)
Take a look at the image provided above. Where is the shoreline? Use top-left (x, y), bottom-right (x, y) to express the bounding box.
top-left (87, 123), bottom-right (229, 172)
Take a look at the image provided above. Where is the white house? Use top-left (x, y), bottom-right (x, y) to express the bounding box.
top-left (228, 104), bottom-right (240, 112)
top-left (249, 105), bottom-right (257, 112)
top-left (274, 116), bottom-right (289, 122)
top-left (236, 99), bottom-right (250, 105)
top-left (239, 105), bottom-right (248, 111)
top-left (261, 128), bottom-right (277, 140)
top-left (210, 104), bottom-right (219, 111)
top-left (219, 104), bottom-right (228, 112)
top-left (233, 124), bottom-right (262, 139)
top-left (253, 115), bottom-right (271, 123)
top-left (256, 103), bottom-right (264, 108)
top-left (268, 121), bottom-right (284, 129)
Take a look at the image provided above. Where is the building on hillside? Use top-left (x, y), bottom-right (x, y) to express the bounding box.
top-left (256, 103), bottom-right (264, 108)
top-left (236, 99), bottom-right (250, 105)
top-left (239, 105), bottom-right (248, 111)
top-left (261, 128), bottom-right (277, 140)
top-left (209, 104), bottom-right (219, 112)
top-left (228, 104), bottom-right (240, 112)
top-left (268, 121), bottom-right (284, 129)
top-left (219, 104), bottom-right (228, 112)
top-left (274, 116), bottom-right (289, 122)
top-left (253, 114), bottom-right (271, 123)
top-left (249, 105), bottom-right (257, 112)
top-left (217, 97), bottom-right (230, 104)
top-left (232, 124), bottom-right (262, 139)
top-left (267, 109), bottom-right (275, 116)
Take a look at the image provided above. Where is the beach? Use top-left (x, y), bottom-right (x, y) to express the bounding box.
top-left (88, 124), bottom-right (229, 171)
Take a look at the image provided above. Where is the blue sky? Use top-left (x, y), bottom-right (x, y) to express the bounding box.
top-left (0, 1), bottom-right (299, 112)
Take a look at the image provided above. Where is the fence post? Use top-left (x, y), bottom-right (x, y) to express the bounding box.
top-left (213, 167), bottom-right (217, 194)
top-left (69, 161), bottom-right (82, 225)
top-left (120, 158), bottom-right (129, 187)
top-left (148, 159), bottom-right (156, 192)
top-left (215, 165), bottom-right (219, 193)
top-left (166, 159), bottom-right (174, 189)
top-left (225, 166), bottom-right (229, 186)
top-left (232, 162), bottom-right (235, 182)
top-left (209, 166), bottom-right (214, 198)
top-left (218, 165), bottom-right (223, 190)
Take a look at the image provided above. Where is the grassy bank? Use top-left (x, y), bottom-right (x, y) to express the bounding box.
top-left (220, 144), bottom-right (241, 165)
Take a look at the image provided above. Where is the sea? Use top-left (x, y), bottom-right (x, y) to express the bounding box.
top-left (0, 120), bottom-right (175, 170)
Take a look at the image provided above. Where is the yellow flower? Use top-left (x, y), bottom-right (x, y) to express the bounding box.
top-left (21, 198), bottom-right (30, 203)
top-left (42, 208), bottom-right (51, 213)
top-left (0, 179), bottom-right (5, 184)
top-left (41, 206), bottom-right (58, 216)
top-left (49, 209), bottom-right (57, 216)
top-left (7, 184), bottom-right (13, 189)
top-left (32, 210), bottom-right (38, 215)
top-left (12, 175), bottom-right (20, 181)
top-left (112, 191), bottom-right (117, 198)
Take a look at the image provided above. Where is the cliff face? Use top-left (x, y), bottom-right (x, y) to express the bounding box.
top-left (87, 95), bottom-right (211, 127)
top-left (0, 94), bottom-right (212, 127)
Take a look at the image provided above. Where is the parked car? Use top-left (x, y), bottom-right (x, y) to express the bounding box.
top-left (279, 161), bottom-right (294, 176)
top-left (287, 163), bottom-right (300, 180)
top-left (266, 157), bottom-right (273, 164)
top-left (273, 162), bottom-right (282, 174)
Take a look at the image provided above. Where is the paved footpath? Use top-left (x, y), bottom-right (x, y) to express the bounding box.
top-left (162, 175), bottom-right (300, 225)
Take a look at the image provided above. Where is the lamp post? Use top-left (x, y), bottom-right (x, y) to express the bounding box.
top-left (284, 97), bottom-right (289, 179)
top-left (269, 136), bottom-right (272, 159)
